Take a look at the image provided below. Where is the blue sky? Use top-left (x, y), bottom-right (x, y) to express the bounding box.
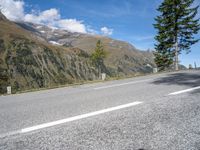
top-left (1, 0), bottom-right (199, 67)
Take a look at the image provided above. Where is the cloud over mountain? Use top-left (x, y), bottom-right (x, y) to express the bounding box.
top-left (0, 0), bottom-right (88, 33)
top-left (0, 0), bottom-right (25, 21)
top-left (101, 27), bottom-right (113, 36)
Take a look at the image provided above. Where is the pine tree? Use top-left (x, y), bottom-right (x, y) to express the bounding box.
top-left (91, 40), bottom-right (107, 77)
top-left (154, 0), bottom-right (200, 71)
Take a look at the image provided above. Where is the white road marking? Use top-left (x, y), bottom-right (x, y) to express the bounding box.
top-left (20, 101), bottom-right (143, 133)
top-left (168, 86), bottom-right (200, 95)
top-left (94, 79), bottom-right (152, 90)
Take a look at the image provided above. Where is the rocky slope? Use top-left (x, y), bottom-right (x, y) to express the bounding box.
top-left (0, 12), bottom-right (156, 93)
top-left (0, 13), bottom-right (98, 93)
top-left (17, 22), bottom-right (156, 74)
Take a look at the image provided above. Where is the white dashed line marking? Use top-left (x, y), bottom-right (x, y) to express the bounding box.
top-left (168, 86), bottom-right (200, 95)
top-left (94, 79), bottom-right (152, 90)
top-left (0, 101), bottom-right (143, 138)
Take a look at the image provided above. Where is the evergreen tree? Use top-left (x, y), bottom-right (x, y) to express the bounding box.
top-left (91, 40), bottom-right (107, 77)
top-left (154, 0), bottom-right (200, 71)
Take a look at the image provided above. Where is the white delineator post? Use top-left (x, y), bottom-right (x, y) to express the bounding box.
top-left (153, 68), bottom-right (158, 73)
top-left (7, 86), bottom-right (11, 94)
top-left (102, 73), bottom-right (106, 80)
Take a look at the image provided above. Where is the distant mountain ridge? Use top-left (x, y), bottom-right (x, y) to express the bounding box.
top-left (17, 22), bottom-right (156, 74)
top-left (0, 12), bottom-right (156, 93)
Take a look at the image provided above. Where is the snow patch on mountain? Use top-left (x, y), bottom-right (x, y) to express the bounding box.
top-left (49, 41), bottom-right (62, 45)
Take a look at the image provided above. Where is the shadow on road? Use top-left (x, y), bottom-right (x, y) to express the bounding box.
top-left (152, 72), bottom-right (200, 88)
top-left (191, 89), bottom-right (200, 94)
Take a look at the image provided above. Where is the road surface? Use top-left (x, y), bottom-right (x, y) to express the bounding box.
top-left (0, 70), bottom-right (200, 150)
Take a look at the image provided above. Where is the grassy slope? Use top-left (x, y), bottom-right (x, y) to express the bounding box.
top-left (0, 19), bottom-right (98, 93)
top-left (71, 34), bottom-right (156, 75)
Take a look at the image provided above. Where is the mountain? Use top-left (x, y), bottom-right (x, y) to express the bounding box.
top-left (0, 11), bottom-right (7, 21)
top-left (0, 12), bottom-right (156, 93)
top-left (0, 14), bottom-right (97, 93)
top-left (16, 22), bottom-right (156, 74)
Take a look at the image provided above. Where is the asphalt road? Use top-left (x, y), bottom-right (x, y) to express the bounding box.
top-left (0, 70), bottom-right (200, 150)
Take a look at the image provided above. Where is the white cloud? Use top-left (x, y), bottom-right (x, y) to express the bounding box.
top-left (101, 27), bottom-right (113, 36)
top-left (86, 25), bottom-right (98, 35)
top-left (0, 0), bottom-right (87, 33)
top-left (0, 0), bottom-right (112, 34)
top-left (24, 9), bottom-right (87, 33)
top-left (56, 19), bottom-right (86, 33)
top-left (24, 8), bottom-right (60, 24)
top-left (0, 0), bottom-right (25, 21)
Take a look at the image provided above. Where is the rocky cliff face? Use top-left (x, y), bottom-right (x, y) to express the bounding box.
top-left (0, 13), bottom-right (156, 93)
